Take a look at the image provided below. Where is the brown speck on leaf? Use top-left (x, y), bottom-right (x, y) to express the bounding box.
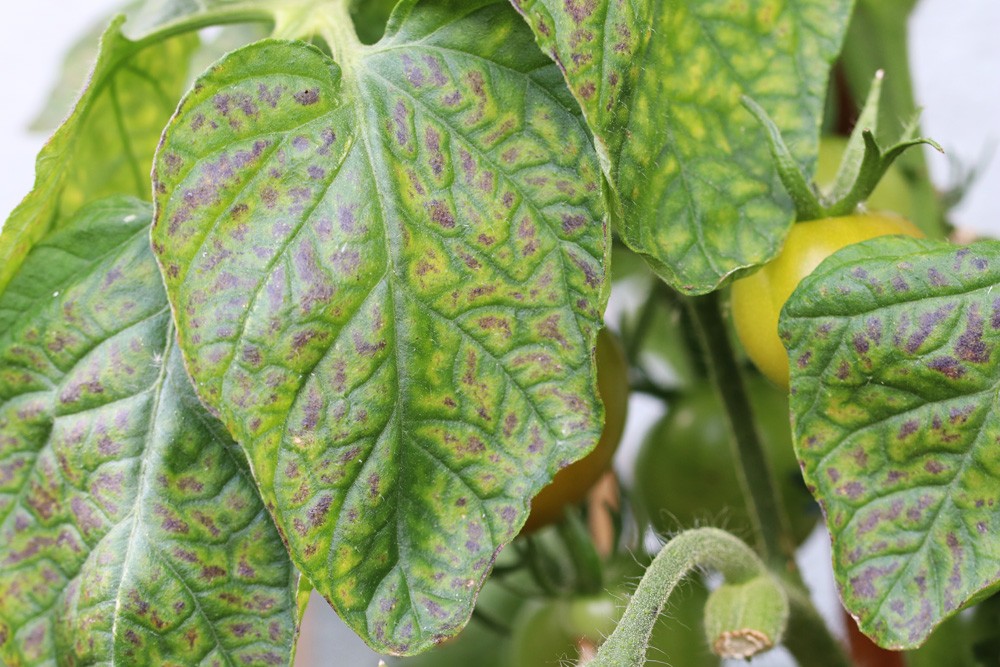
top-left (841, 481), bottom-right (864, 500)
top-left (427, 200), bottom-right (455, 228)
top-left (402, 54), bottom-right (426, 87)
top-left (956, 304), bottom-right (990, 363)
top-left (393, 100), bottom-right (410, 147)
top-left (261, 186), bottom-right (278, 209)
top-left (928, 355), bottom-right (965, 379)
top-left (561, 214), bottom-right (586, 234)
top-left (564, 0), bottom-right (597, 24)
top-left (898, 420), bottom-right (919, 439)
top-left (904, 304), bottom-right (956, 354)
top-left (464, 70), bottom-right (488, 123)
top-left (925, 459), bottom-right (945, 474)
top-left (353, 331), bottom-right (387, 357)
top-left (294, 88), bottom-right (320, 105)
top-left (308, 495), bottom-right (333, 527)
top-left (850, 562), bottom-right (899, 599)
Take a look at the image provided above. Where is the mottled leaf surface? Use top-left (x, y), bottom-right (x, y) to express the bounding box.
top-left (781, 236), bottom-right (1000, 648)
top-left (511, 0), bottom-right (853, 293)
top-left (151, 0), bottom-right (607, 654)
top-left (0, 17), bottom-right (196, 296)
top-left (0, 198), bottom-right (301, 666)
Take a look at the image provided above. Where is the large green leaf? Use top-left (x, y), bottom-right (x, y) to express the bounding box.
top-left (0, 17), bottom-right (196, 297)
top-left (0, 198), bottom-right (302, 666)
top-left (151, 0), bottom-right (607, 654)
top-left (510, 0), bottom-right (854, 293)
top-left (782, 236), bottom-right (1000, 649)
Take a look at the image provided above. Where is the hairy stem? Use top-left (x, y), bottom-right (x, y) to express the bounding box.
top-left (682, 291), bottom-right (795, 570)
top-left (589, 528), bottom-right (770, 666)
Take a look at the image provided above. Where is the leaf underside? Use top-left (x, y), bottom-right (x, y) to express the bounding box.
top-left (510, 0), bottom-right (854, 293)
top-left (0, 198), bottom-right (300, 667)
top-left (782, 236), bottom-right (1000, 649)
top-left (151, 0), bottom-right (607, 655)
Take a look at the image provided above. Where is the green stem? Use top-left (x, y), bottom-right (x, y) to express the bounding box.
top-left (556, 508), bottom-right (604, 595)
top-left (682, 291), bottom-right (794, 571)
top-left (589, 528), bottom-right (769, 666)
top-left (623, 281), bottom-right (659, 366)
top-left (783, 587), bottom-right (853, 667)
top-left (302, 0), bottom-right (363, 68)
top-left (742, 96), bottom-right (824, 222)
top-left (628, 377), bottom-right (679, 403)
top-left (130, 9), bottom-right (275, 51)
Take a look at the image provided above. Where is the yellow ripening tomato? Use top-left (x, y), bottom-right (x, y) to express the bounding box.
top-left (521, 328), bottom-right (629, 533)
top-left (730, 214), bottom-right (923, 388)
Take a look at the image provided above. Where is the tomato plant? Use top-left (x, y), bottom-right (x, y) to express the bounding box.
top-left (634, 377), bottom-right (818, 544)
top-left (521, 328), bottom-right (628, 533)
top-left (816, 137), bottom-right (913, 219)
top-left (506, 578), bottom-right (718, 667)
top-left (1, 1), bottom-right (997, 666)
top-left (731, 214), bottom-right (924, 388)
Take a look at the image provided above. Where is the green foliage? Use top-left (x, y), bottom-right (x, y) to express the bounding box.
top-left (511, 0), bottom-right (854, 293)
top-left (0, 19), bottom-right (196, 295)
top-left (0, 198), bottom-right (302, 666)
top-left (1, 0), bottom-right (994, 663)
top-left (783, 236), bottom-right (1000, 648)
top-left (150, 0), bottom-right (607, 654)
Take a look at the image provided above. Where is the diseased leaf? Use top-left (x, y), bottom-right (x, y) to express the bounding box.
top-left (122, 0), bottom-right (320, 40)
top-left (0, 17), bottom-right (196, 296)
top-left (152, 0), bottom-right (607, 654)
top-left (782, 236), bottom-right (1000, 649)
top-left (27, 17), bottom-right (107, 133)
top-left (123, 0), bottom-right (398, 41)
top-left (0, 197), bottom-right (301, 666)
top-left (510, 0), bottom-right (853, 293)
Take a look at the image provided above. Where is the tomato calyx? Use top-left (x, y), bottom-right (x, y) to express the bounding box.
top-left (743, 71), bottom-right (940, 225)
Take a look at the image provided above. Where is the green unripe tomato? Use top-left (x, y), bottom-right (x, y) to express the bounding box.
top-left (730, 214), bottom-right (923, 388)
top-left (506, 577), bottom-right (718, 667)
top-left (505, 595), bottom-right (617, 667)
top-left (521, 328), bottom-right (629, 533)
top-left (633, 378), bottom-right (818, 545)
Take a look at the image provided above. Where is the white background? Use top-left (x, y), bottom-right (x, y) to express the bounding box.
top-left (1, 2), bottom-right (998, 666)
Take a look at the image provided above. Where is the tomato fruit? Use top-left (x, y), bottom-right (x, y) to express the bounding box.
top-left (633, 378), bottom-right (818, 544)
top-left (521, 328), bottom-right (629, 532)
top-left (505, 576), bottom-right (718, 666)
top-left (730, 214), bottom-right (923, 388)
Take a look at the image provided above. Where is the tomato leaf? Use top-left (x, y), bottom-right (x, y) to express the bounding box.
top-left (151, 0), bottom-right (607, 655)
top-left (510, 0), bottom-right (853, 294)
top-left (0, 197), bottom-right (302, 666)
top-left (782, 235), bottom-right (1000, 649)
top-left (0, 17), bottom-right (197, 297)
